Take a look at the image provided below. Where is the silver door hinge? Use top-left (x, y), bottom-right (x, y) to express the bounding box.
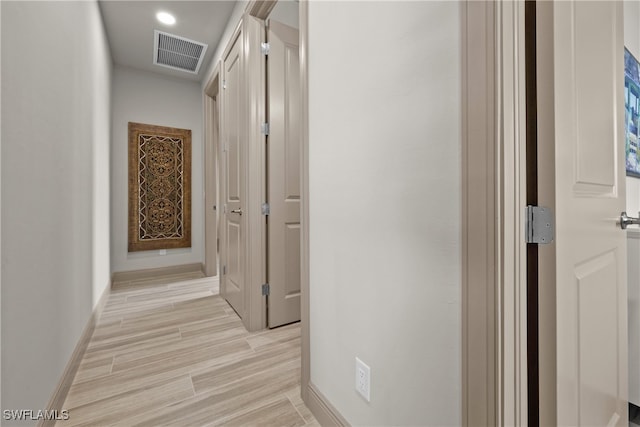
top-left (261, 122), bottom-right (270, 136)
top-left (222, 265), bottom-right (227, 275)
top-left (262, 202), bottom-right (270, 216)
top-left (261, 42), bottom-right (270, 56)
top-left (223, 80), bottom-right (227, 90)
top-left (262, 283), bottom-right (270, 296)
top-left (525, 205), bottom-right (554, 244)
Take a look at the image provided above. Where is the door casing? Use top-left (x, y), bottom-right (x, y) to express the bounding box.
top-left (461, 1), bottom-right (528, 425)
top-left (204, 63), bottom-right (220, 278)
top-left (243, 11), bottom-right (269, 332)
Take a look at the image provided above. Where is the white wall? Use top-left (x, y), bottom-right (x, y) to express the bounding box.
top-left (268, 0), bottom-right (299, 29)
top-left (111, 65), bottom-right (204, 273)
top-left (1, 0), bottom-right (112, 418)
top-left (308, 2), bottom-right (461, 425)
top-left (92, 1), bottom-right (112, 307)
top-left (201, 0), bottom-right (248, 92)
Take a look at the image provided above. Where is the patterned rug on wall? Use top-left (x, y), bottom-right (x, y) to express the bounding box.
top-left (128, 122), bottom-right (191, 252)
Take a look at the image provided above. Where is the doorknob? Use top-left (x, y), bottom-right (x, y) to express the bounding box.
top-left (230, 208), bottom-right (243, 215)
top-left (620, 211), bottom-right (640, 229)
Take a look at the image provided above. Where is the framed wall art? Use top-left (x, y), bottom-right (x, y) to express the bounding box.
top-left (626, 47), bottom-right (640, 177)
top-left (128, 122), bottom-right (191, 251)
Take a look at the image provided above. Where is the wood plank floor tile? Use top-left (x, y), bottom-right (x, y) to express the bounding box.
top-left (60, 375), bottom-right (194, 427)
top-left (179, 315), bottom-right (244, 339)
top-left (86, 327), bottom-right (182, 357)
top-left (246, 324), bottom-right (300, 352)
top-left (72, 356), bottom-right (114, 383)
top-left (56, 274), bottom-right (316, 426)
top-left (213, 396), bottom-right (305, 427)
top-left (111, 332), bottom-right (250, 372)
top-left (124, 287), bottom-right (213, 304)
top-left (76, 349), bottom-right (258, 411)
top-left (191, 340), bottom-right (301, 394)
top-left (101, 301), bottom-right (176, 322)
top-left (128, 360), bottom-right (300, 426)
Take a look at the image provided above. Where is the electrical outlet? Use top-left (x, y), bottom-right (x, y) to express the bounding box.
top-left (355, 357), bottom-right (371, 402)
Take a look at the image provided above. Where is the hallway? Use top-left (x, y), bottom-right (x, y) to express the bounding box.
top-left (57, 273), bottom-right (316, 426)
top-left (2, 1), bottom-right (466, 424)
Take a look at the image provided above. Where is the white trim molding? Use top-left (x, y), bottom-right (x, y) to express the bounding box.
top-left (243, 12), bottom-right (268, 331)
top-left (306, 383), bottom-right (349, 427)
top-left (462, 1), bottom-right (527, 425)
top-left (495, 1), bottom-right (528, 425)
top-left (461, 1), bottom-right (497, 423)
top-left (111, 263), bottom-right (203, 286)
top-left (299, 0), bottom-right (311, 408)
top-left (203, 62), bottom-right (221, 278)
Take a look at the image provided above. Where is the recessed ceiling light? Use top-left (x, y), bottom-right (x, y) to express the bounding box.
top-left (156, 12), bottom-right (176, 25)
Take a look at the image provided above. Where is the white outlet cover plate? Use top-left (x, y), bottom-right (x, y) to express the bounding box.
top-left (355, 357), bottom-right (371, 402)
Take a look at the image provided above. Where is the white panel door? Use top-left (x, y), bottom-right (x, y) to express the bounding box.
top-left (220, 30), bottom-right (245, 318)
top-left (267, 20), bottom-right (301, 328)
top-left (551, 2), bottom-right (627, 425)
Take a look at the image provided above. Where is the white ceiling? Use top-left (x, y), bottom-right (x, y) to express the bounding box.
top-left (98, 1), bottom-right (237, 82)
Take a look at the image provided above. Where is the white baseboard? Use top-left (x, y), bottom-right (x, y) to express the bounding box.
top-left (38, 282), bottom-right (111, 427)
top-left (306, 382), bottom-right (349, 427)
top-left (111, 262), bottom-right (204, 286)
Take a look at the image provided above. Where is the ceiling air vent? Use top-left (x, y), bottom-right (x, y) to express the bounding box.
top-left (153, 30), bottom-right (208, 74)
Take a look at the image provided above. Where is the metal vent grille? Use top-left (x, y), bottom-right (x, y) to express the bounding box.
top-left (153, 30), bottom-right (208, 74)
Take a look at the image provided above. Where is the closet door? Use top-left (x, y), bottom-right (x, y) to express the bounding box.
top-left (266, 20), bottom-right (301, 328)
top-left (220, 27), bottom-right (246, 319)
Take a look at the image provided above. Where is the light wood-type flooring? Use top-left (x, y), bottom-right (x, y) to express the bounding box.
top-left (57, 272), bottom-right (317, 427)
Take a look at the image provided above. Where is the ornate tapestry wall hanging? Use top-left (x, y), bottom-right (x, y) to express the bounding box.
top-left (128, 122), bottom-right (191, 252)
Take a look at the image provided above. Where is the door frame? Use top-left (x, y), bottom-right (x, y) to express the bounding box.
top-left (203, 62), bottom-right (220, 278)
top-left (535, 1), bottom-right (557, 423)
top-left (496, 2), bottom-right (529, 424)
top-left (461, 1), bottom-right (528, 425)
top-left (496, 1), bottom-right (529, 424)
top-left (243, 8), bottom-right (269, 332)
